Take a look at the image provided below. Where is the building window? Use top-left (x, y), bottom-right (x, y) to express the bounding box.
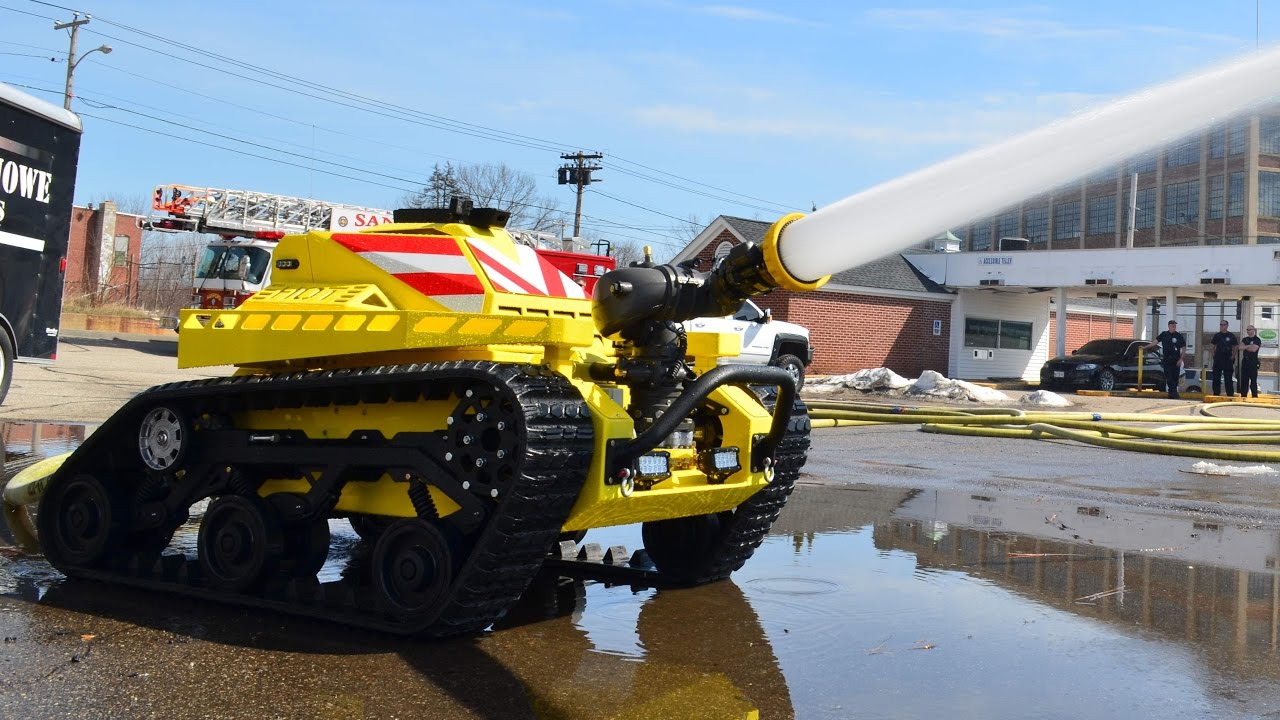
top-left (1262, 116), bottom-right (1280, 155)
top-left (965, 318), bottom-right (999, 348)
top-left (1024, 206), bottom-right (1049, 244)
top-left (1226, 236), bottom-right (1246, 245)
top-left (714, 241), bottom-right (734, 261)
top-left (1207, 175), bottom-right (1224, 220)
top-left (1261, 172), bottom-right (1280, 217)
top-left (1000, 320), bottom-right (1033, 350)
top-left (996, 212), bottom-right (1018, 242)
top-left (1124, 187), bottom-right (1157, 230)
top-left (112, 234), bottom-right (130, 267)
top-left (969, 220), bottom-right (992, 251)
top-left (1130, 152), bottom-right (1157, 174)
top-left (1208, 126), bottom-right (1226, 159)
top-left (1165, 136), bottom-right (1200, 168)
top-left (1228, 120), bottom-right (1248, 155)
top-left (1053, 201), bottom-right (1081, 240)
top-left (1086, 165), bottom-right (1115, 185)
top-left (1163, 180), bottom-right (1200, 225)
top-left (1228, 172), bottom-right (1245, 217)
top-left (1259, 236), bottom-right (1280, 244)
top-left (1264, 307), bottom-right (1275, 319)
top-left (964, 318), bottom-right (1033, 350)
top-left (1087, 195), bottom-right (1115, 235)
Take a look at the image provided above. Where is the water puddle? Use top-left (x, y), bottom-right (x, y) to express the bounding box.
top-left (4, 420), bottom-right (1280, 718)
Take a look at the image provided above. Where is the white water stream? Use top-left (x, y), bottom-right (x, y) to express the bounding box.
top-left (779, 46), bottom-right (1280, 283)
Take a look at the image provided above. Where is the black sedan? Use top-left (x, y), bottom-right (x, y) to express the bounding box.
top-left (1039, 338), bottom-right (1166, 392)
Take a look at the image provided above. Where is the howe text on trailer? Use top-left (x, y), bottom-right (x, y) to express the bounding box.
top-left (0, 83), bottom-right (82, 404)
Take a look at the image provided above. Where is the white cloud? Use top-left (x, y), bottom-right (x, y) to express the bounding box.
top-left (694, 5), bottom-right (822, 28)
top-left (632, 89), bottom-right (1109, 149)
top-left (865, 8), bottom-right (1243, 45)
top-left (866, 8), bottom-right (1114, 40)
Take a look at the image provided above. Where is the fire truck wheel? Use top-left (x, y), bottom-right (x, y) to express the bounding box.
top-left (0, 330), bottom-right (13, 406)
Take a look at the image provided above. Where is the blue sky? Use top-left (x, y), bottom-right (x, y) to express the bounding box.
top-left (1, 1), bottom-right (1273, 255)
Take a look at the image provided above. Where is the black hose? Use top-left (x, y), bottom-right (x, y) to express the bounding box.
top-left (614, 364), bottom-right (797, 472)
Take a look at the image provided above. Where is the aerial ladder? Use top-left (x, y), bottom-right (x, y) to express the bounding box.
top-left (145, 184), bottom-right (394, 311)
top-left (147, 184), bottom-right (393, 238)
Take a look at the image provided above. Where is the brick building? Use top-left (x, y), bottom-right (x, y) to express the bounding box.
top-left (676, 216), bottom-right (954, 378)
top-left (65, 200), bottom-right (143, 306)
top-left (947, 109), bottom-right (1280, 251)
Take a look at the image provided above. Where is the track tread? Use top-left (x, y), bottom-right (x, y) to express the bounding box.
top-left (42, 361), bottom-right (593, 637)
top-left (690, 389), bottom-right (810, 584)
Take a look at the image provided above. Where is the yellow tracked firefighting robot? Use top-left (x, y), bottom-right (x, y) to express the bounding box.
top-left (32, 199), bottom-right (824, 636)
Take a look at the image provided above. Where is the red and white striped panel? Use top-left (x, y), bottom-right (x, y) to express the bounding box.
top-left (467, 239), bottom-right (587, 300)
top-left (332, 234), bottom-right (485, 312)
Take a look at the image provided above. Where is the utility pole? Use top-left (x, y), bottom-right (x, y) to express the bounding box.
top-left (558, 152), bottom-right (603, 238)
top-left (54, 13), bottom-right (112, 110)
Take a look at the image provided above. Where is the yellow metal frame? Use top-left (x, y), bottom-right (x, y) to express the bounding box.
top-left (175, 219), bottom-right (784, 533)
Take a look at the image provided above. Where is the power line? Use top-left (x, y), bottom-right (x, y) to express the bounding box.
top-left (586, 188), bottom-right (703, 226)
top-left (12, 1), bottom-right (798, 216)
top-left (90, 62), bottom-right (463, 166)
top-left (71, 82), bottom-right (448, 183)
top-left (606, 156), bottom-right (802, 214)
top-left (0, 2), bottom-right (53, 20)
top-left (69, 103), bottom-right (691, 246)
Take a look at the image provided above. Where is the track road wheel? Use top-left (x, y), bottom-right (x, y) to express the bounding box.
top-left (641, 512), bottom-right (729, 585)
top-left (284, 520), bottom-right (331, 577)
top-left (38, 473), bottom-right (123, 569)
top-left (372, 519), bottom-right (453, 620)
top-left (198, 495), bottom-right (283, 592)
top-left (138, 405), bottom-right (188, 472)
top-left (1096, 369), bottom-right (1117, 391)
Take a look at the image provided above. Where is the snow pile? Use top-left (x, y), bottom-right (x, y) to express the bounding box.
top-left (811, 367), bottom-right (1014, 403)
top-left (1186, 461), bottom-right (1278, 477)
top-left (906, 370), bottom-right (1010, 403)
top-left (1019, 390), bottom-right (1073, 407)
top-left (844, 366), bottom-right (916, 389)
top-left (809, 368), bottom-right (911, 392)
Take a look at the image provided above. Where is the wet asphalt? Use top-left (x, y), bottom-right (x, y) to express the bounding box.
top-left (5, 337), bottom-right (1280, 718)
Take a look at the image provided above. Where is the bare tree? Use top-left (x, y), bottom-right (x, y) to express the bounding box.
top-left (608, 239), bottom-right (646, 267)
top-left (403, 162), bottom-right (565, 232)
top-left (402, 163), bottom-right (463, 210)
top-left (671, 213), bottom-right (708, 245)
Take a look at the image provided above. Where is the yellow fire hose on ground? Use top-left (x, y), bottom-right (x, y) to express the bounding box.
top-left (807, 398), bottom-right (1280, 463)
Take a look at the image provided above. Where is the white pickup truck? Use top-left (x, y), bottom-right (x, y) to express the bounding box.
top-left (684, 299), bottom-right (814, 386)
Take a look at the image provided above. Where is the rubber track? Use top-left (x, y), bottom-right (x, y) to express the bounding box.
top-left (695, 389), bottom-right (810, 584)
top-left (47, 361), bottom-right (594, 637)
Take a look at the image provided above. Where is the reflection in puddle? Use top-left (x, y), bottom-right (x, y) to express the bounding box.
top-left (6, 419), bottom-right (1280, 717)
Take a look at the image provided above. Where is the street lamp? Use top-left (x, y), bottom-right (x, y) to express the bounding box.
top-left (54, 13), bottom-right (112, 110)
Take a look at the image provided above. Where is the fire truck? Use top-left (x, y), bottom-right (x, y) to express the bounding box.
top-left (0, 83), bottom-right (81, 405)
top-left (148, 187), bottom-right (615, 310)
top-left (147, 184), bottom-right (395, 310)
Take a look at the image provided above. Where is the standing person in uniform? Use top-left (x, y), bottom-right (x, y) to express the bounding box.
top-left (1209, 320), bottom-right (1239, 397)
top-left (1147, 320), bottom-right (1186, 399)
top-left (1240, 324), bottom-right (1262, 398)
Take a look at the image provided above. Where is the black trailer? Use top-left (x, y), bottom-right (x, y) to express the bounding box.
top-left (0, 83), bottom-right (82, 405)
